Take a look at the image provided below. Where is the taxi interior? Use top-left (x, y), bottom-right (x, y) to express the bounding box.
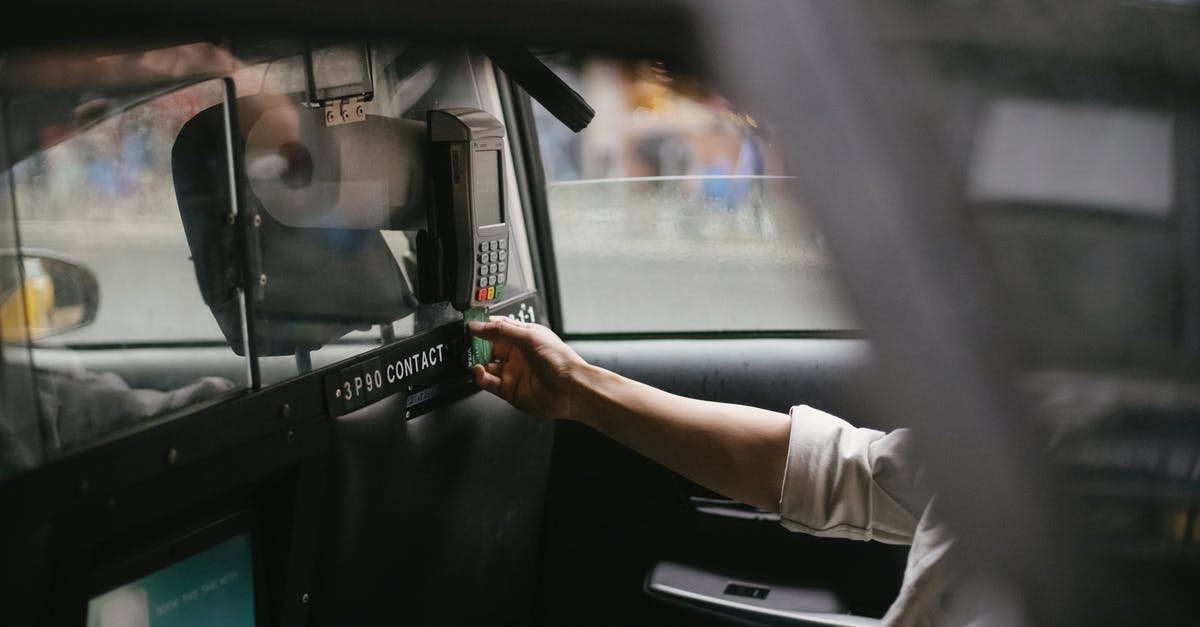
top-left (1, 1), bottom-right (1199, 626)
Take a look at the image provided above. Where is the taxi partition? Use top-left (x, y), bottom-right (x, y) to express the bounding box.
top-left (0, 41), bottom-right (550, 627)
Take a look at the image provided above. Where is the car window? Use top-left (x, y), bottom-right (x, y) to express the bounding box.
top-left (13, 80), bottom-right (231, 345)
top-left (533, 58), bottom-right (855, 334)
top-left (4, 75), bottom-right (249, 461)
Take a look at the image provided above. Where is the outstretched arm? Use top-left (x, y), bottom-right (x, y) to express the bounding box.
top-left (470, 318), bottom-right (791, 512)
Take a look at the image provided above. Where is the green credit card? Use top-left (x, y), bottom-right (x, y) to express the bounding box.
top-left (464, 307), bottom-right (492, 367)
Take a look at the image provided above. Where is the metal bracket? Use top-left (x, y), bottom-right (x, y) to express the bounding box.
top-left (322, 96), bottom-right (367, 127)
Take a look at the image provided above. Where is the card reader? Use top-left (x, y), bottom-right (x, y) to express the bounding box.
top-left (417, 108), bottom-right (510, 310)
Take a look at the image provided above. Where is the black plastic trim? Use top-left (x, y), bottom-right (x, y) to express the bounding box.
top-left (48, 339), bottom-right (386, 351)
top-left (564, 330), bottom-right (864, 342)
top-left (0, 319), bottom-right (474, 513)
top-left (487, 46), bottom-right (593, 133)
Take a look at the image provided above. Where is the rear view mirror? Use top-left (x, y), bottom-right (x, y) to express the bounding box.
top-left (0, 254), bottom-right (99, 341)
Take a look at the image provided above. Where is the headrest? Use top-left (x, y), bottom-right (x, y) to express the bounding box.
top-left (171, 96), bottom-right (417, 357)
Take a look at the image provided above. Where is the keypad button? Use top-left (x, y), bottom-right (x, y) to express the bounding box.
top-left (498, 261), bottom-right (506, 272)
top-left (478, 252), bottom-right (489, 264)
top-left (478, 276), bottom-right (487, 288)
top-left (498, 250), bottom-right (506, 261)
top-left (498, 239), bottom-right (506, 250)
top-left (489, 263), bottom-right (497, 274)
top-left (491, 241), bottom-right (500, 251)
top-left (479, 242), bottom-right (488, 252)
top-left (494, 285), bottom-right (504, 299)
top-left (477, 288), bottom-right (489, 301)
top-left (488, 276), bottom-right (497, 287)
top-left (487, 286), bottom-right (495, 299)
top-left (489, 251), bottom-right (498, 263)
top-left (497, 272), bottom-right (506, 283)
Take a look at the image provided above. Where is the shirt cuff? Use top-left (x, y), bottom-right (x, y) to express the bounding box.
top-left (778, 405), bottom-right (916, 545)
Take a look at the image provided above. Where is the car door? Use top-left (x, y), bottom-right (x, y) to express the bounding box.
top-left (509, 57), bottom-right (910, 625)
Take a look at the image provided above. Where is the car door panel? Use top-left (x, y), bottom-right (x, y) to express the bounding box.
top-left (539, 339), bottom-right (908, 625)
top-left (314, 388), bottom-right (554, 626)
top-left (572, 339), bottom-right (877, 425)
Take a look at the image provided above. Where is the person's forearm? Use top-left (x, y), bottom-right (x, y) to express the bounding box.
top-left (568, 363), bottom-right (792, 513)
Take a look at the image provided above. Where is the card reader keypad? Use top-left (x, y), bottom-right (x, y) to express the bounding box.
top-left (475, 237), bottom-right (509, 303)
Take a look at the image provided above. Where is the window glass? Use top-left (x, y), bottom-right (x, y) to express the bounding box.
top-left (15, 81), bottom-right (230, 345)
top-left (534, 58), bottom-right (854, 334)
top-left (4, 67), bottom-right (247, 460)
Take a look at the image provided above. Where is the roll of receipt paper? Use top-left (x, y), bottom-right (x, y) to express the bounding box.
top-left (244, 104), bottom-right (427, 231)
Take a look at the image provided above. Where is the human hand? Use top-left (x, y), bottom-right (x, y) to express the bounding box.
top-left (468, 317), bottom-right (590, 421)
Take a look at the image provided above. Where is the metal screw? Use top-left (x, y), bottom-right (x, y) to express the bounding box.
top-left (355, 104), bottom-right (364, 117)
top-left (335, 389), bottom-right (343, 398)
top-left (253, 214), bottom-right (262, 227)
top-left (259, 274), bottom-right (268, 286)
top-left (405, 410), bottom-right (411, 419)
top-left (166, 447), bottom-right (179, 465)
top-left (281, 403), bottom-right (292, 419)
top-left (287, 430), bottom-right (295, 443)
top-left (302, 593), bottom-right (310, 605)
top-left (326, 111), bottom-right (336, 123)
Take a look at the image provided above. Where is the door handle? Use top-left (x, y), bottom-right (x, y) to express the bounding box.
top-left (645, 561), bottom-right (881, 627)
top-left (689, 496), bottom-right (782, 522)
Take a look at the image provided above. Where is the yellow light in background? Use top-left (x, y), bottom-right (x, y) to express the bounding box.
top-left (0, 260), bottom-right (55, 341)
top-left (0, 284), bottom-right (32, 342)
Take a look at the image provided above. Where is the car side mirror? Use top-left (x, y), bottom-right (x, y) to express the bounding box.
top-left (1, 254), bottom-right (99, 341)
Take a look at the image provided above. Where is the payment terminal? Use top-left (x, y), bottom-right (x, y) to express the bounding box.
top-left (417, 108), bottom-right (510, 311)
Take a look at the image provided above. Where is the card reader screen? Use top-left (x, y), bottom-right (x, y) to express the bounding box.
top-left (473, 150), bottom-right (504, 227)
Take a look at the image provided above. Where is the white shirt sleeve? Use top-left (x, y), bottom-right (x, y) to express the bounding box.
top-left (778, 405), bottom-right (924, 545)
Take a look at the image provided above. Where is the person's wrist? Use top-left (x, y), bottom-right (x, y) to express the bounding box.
top-left (562, 362), bottom-right (606, 425)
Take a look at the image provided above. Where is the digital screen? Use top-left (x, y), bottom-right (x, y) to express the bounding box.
top-left (87, 533), bottom-right (256, 627)
top-left (473, 150), bottom-right (504, 227)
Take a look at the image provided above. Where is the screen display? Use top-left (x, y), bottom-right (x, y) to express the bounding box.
top-left (473, 150), bottom-right (504, 227)
top-left (87, 533), bottom-right (256, 627)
